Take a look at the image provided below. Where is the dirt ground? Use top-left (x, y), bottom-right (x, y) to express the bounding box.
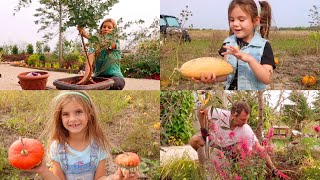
top-left (0, 63), bottom-right (160, 90)
top-left (271, 55), bottom-right (320, 90)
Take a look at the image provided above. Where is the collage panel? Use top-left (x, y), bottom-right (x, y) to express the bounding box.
top-left (160, 0), bottom-right (320, 90)
top-left (0, 0), bottom-right (160, 90)
top-left (0, 90), bottom-right (160, 179)
top-left (160, 90), bottom-right (320, 179)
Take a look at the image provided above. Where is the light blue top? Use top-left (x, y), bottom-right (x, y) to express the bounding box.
top-left (223, 31), bottom-right (268, 90)
top-left (50, 140), bottom-right (107, 180)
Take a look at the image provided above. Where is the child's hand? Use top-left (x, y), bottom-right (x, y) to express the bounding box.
top-left (191, 73), bottom-right (216, 84)
top-left (25, 159), bottom-right (47, 174)
top-left (110, 168), bottom-right (138, 180)
top-left (221, 45), bottom-right (253, 63)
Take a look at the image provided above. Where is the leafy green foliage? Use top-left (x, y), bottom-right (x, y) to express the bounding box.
top-left (27, 54), bottom-right (40, 66)
top-left (43, 44), bottom-right (50, 53)
top-left (12, 45), bottom-right (18, 55)
top-left (282, 91), bottom-right (315, 130)
top-left (121, 40), bottom-right (160, 77)
top-left (36, 41), bottom-right (43, 54)
top-left (160, 91), bottom-right (195, 146)
top-left (26, 43), bottom-right (34, 54)
top-left (65, 0), bottom-right (119, 30)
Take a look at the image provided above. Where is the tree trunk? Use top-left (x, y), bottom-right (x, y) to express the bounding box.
top-left (58, 1), bottom-right (63, 68)
top-left (256, 90), bottom-right (264, 142)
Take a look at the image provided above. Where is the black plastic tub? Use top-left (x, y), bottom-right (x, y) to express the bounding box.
top-left (53, 76), bottom-right (114, 90)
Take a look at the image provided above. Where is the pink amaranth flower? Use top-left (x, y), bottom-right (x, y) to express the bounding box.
top-left (266, 128), bottom-right (274, 139)
top-left (228, 131), bottom-right (235, 139)
top-left (235, 174), bottom-right (242, 180)
top-left (238, 138), bottom-right (249, 152)
top-left (275, 170), bottom-right (290, 180)
top-left (314, 126), bottom-right (320, 133)
top-left (209, 123), bottom-right (216, 132)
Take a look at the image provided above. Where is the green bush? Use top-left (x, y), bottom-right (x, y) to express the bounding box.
top-left (64, 52), bottom-right (80, 68)
top-left (27, 54), bottom-right (40, 66)
top-left (121, 40), bottom-right (160, 77)
top-left (160, 91), bottom-right (195, 146)
top-left (12, 45), bottom-right (18, 55)
top-left (26, 44), bottom-right (34, 54)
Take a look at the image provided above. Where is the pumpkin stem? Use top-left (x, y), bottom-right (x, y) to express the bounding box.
top-left (20, 137), bottom-right (28, 156)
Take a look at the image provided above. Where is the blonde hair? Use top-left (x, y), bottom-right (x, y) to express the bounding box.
top-left (99, 18), bottom-right (117, 34)
top-left (228, 0), bottom-right (272, 38)
top-left (45, 91), bottom-right (110, 152)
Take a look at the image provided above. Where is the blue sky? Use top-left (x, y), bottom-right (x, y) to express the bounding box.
top-left (0, 0), bottom-right (159, 50)
top-left (160, 0), bottom-right (320, 29)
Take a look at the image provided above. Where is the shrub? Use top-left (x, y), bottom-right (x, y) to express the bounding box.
top-left (160, 91), bottom-right (194, 146)
top-left (26, 44), bottom-right (34, 54)
top-left (121, 40), bottom-right (160, 78)
top-left (64, 52), bottom-right (80, 68)
top-left (12, 45), bottom-right (18, 55)
top-left (27, 54), bottom-right (40, 66)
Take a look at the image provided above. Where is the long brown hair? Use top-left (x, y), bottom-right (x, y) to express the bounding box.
top-left (228, 0), bottom-right (272, 38)
top-left (45, 91), bottom-right (110, 152)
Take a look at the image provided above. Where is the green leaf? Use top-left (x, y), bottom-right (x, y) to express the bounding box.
top-left (220, 126), bottom-right (230, 130)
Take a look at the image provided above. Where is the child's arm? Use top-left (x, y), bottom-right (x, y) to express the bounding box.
top-left (222, 45), bottom-right (273, 84)
top-left (27, 160), bottom-right (65, 180)
top-left (95, 159), bottom-right (107, 180)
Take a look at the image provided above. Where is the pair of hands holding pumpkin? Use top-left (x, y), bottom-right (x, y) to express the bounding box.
top-left (191, 45), bottom-right (254, 84)
top-left (27, 159), bottom-right (138, 180)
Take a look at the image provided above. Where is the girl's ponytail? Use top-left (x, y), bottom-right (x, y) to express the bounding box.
top-left (259, 1), bottom-right (272, 38)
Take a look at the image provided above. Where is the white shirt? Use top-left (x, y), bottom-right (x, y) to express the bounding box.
top-left (208, 108), bottom-right (258, 148)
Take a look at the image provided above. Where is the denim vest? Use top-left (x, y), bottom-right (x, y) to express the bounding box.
top-left (223, 32), bottom-right (267, 90)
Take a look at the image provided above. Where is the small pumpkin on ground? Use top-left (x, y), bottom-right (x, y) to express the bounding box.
top-left (301, 75), bottom-right (317, 86)
top-left (8, 138), bottom-right (45, 170)
top-left (114, 152), bottom-right (140, 176)
top-left (274, 57), bottom-right (280, 65)
top-left (177, 57), bottom-right (233, 79)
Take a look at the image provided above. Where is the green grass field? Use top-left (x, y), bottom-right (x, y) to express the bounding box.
top-left (161, 29), bottom-right (320, 90)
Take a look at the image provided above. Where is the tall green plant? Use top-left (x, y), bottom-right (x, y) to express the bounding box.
top-left (160, 91), bottom-right (195, 146)
top-left (12, 45), bottom-right (18, 55)
top-left (26, 44), bottom-right (34, 54)
top-left (283, 91), bottom-right (314, 130)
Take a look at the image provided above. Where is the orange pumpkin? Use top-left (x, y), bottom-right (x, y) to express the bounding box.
top-left (301, 75), bottom-right (317, 86)
top-left (114, 152), bottom-right (140, 175)
top-left (111, 44), bottom-right (117, 49)
top-left (8, 138), bottom-right (44, 170)
top-left (274, 57), bottom-right (280, 65)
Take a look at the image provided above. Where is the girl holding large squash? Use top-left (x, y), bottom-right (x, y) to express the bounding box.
top-left (199, 0), bottom-right (276, 90)
top-left (24, 91), bottom-right (136, 180)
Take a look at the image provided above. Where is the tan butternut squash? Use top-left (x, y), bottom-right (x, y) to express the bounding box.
top-left (178, 57), bottom-right (233, 79)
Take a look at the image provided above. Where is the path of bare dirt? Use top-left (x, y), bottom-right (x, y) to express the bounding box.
top-left (0, 63), bottom-right (160, 90)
